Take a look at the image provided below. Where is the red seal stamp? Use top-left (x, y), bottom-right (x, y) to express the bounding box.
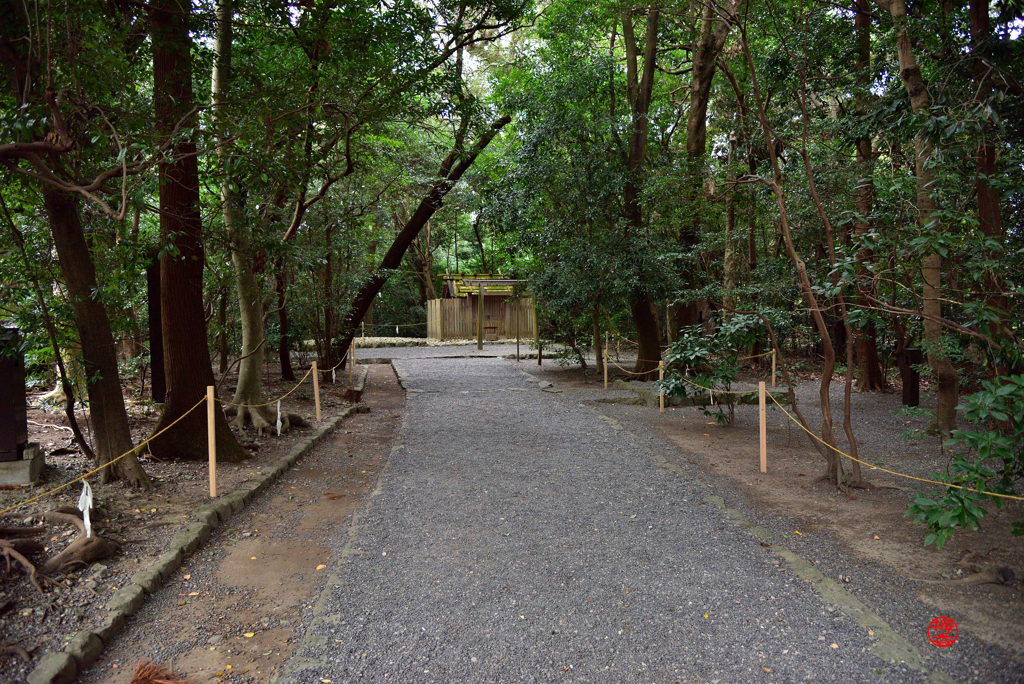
top-left (927, 616), bottom-right (958, 647)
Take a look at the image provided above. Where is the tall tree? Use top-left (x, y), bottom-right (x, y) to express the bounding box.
top-left (148, 0), bottom-right (246, 461)
top-left (876, 0), bottom-right (958, 436)
top-left (622, 5), bottom-right (663, 378)
top-left (852, 0), bottom-right (887, 391)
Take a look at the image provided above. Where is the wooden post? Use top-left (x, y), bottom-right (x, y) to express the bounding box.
top-left (771, 349), bottom-right (777, 388)
top-left (477, 282), bottom-right (484, 350)
top-left (207, 385), bottom-right (216, 498)
top-left (515, 302), bottom-right (520, 362)
top-left (362, 321), bottom-right (365, 339)
top-left (603, 333), bottom-right (609, 390)
top-left (659, 362), bottom-right (665, 413)
top-left (348, 342), bottom-right (354, 385)
top-left (759, 381), bottom-right (767, 473)
top-left (312, 361), bottom-right (321, 422)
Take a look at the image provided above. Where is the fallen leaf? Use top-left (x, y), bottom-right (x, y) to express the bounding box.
top-left (868, 630), bottom-right (875, 636)
top-left (520, 615), bottom-right (525, 619)
top-left (243, 632), bottom-right (255, 638)
top-left (188, 592), bottom-right (199, 596)
top-left (762, 667), bottom-right (773, 673)
top-left (262, 650), bottom-right (272, 655)
top-left (703, 613), bottom-right (709, 618)
top-left (325, 493), bottom-right (344, 500)
top-left (316, 564), bottom-right (327, 570)
top-left (321, 680), bottom-right (332, 683)
top-left (183, 574), bottom-right (191, 580)
top-left (216, 671), bottom-right (224, 677)
top-left (251, 556), bottom-right (257, 560)
top-left (873, 535), bottom-right (880, 540)
top-left (793, 531), bottom-right (803, 536)
top-left (226, 665), bottom-right (232, 669)
top-left (830, 643), bottom-right (839, 649)
top-left (760, 542), bottom-right (771, 548)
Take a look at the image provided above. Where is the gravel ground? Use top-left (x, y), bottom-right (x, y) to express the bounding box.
top-left (275, 356), bottom-right (1005, 684)
top-left (354, 342), bottom-right (529, 360)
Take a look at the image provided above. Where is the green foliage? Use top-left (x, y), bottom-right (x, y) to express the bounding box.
top-left (660, 314), bottom-right (768, 426)
top-left (906, 376), bottom-right (1024, 548)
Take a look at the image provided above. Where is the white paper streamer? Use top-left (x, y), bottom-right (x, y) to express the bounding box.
top-left (276, 400), bottom-right (282, 436)
top-left (332, 369), bottom-right (336, 385)
top-left (78, 481), bottom-right (93, 538)
top-left (395, 325), bottom-right (399, 335)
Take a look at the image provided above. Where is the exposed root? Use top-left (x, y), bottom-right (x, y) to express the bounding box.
top-left (130, 661), bottom-right (196, 684)
top-left (0, 541), bottom-right (44, 593)
top-left (1, 643), bottom-right (32, 663)
top-left (232, 404), bottom-right (292, 436)
top-left (915, 567), bottom-right (1016, 586)
top-left (40, 510), bottom-right (116, 575)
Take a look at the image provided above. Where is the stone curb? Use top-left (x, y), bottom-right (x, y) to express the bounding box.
top-left (26, 404), bottom-right (368, 684)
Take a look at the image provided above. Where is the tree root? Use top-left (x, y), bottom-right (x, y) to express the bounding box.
top-left (1, 541), bottom-right (44, 593)
top-left (40, 510), bottom-right (116, 575)
top-left (915, 567), bottom-right (1016, 586)
top-left (1, 643), bottom-right (32, 663)
top-left (130, 660), bottom-right (195, 684)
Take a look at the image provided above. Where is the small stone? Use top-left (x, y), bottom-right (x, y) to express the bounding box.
top-left (208, 635), bottom-right (224, 645)
top-left (89, 564), bottom-right (109, 579)
top-left (27, 652), bottom-right (77, 684)
top-left (65, 631), bottom-right (103, 668)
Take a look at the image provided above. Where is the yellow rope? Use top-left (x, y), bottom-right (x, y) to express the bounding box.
top-left (738, 350), bottom-right (774, 361)
top-left (607, 358), bottom-right (662, 377)
top-left (676, 374), bottom-right (761, 396)
top-left (360, 321), bottom-right (427, 328)
top-left (219, 364), bottom-right (314, 408)
top-left (0, 395), bottom-right (209, 516)
top-left (765, 393), bottom-right (1024, 502)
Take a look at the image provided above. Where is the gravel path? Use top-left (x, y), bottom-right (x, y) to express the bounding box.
top-left (278, 356), bottom-right (950, 684)
top-left (354, 342), bottom-right (525, 360)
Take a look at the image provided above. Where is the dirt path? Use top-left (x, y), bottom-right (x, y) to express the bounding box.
top-left (273, 356), bottom-right (1020, 683)
top-left (77, 365), bottom-right (403, 684)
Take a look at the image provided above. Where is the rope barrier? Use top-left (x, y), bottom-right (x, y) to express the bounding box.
top-left (218, 365), bottom-right (315, 409)
top-left (765, 393), bottom-right (1024, 502)
top-left (607, 358), bottom-right (663, 377)
top-left (738, 350), bottom-right (774, 361)
top-left (0, 395), bottom-right (209, 516)
top-left (359, 321), bottom-right (426, 328)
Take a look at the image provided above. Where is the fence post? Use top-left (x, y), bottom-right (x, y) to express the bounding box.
top-left (477, 282), bottom-right (484, 350)
top-left (312, 360), bottom-right (321, 422)
top-left (348, 342), bottom-right (354, 385)
top-left (659, 362), bottom-right (665, 414)
top-left (603, 333), bottom-right (609, 390)
top-left (759, 381), bottom-right (767, 473)
top-left (516, 304), bottom-right (520, 362)
top-left (771, 349), bottom-right (777, 388)
top-left (207, 386), bottom-right (216, 497)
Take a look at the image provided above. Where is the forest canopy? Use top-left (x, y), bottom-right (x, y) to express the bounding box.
top-left (1, 0), bottom-right (1021, 547)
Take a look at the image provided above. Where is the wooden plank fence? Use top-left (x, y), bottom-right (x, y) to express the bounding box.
top-left (426, 297), bottom-right (535, 341)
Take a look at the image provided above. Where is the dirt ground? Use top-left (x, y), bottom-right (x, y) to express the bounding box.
top-left (0, 361), bottom-right (362, 680)
top-left (530, 357), bottom-right (1024, 662)
top-left (78, 364), bottom-right (402, 684)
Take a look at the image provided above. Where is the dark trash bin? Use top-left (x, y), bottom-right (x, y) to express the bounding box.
top-left (0, 327), bottom-right (28, 462)
top-left (900, 347), bottom-right (923, 407)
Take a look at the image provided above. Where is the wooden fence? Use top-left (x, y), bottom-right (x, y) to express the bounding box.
top-left (426, 297), bottom-right (535, 341)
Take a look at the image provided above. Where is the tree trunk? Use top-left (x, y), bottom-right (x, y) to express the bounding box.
top-left (149, 0), bottom-right (246, 462)
top-left (676, 0), bottom-right (739, 331)
top-left (621, 6), bottom-right (662, 378)
top-left (275, 259), bottom-right (296, 381)
top-left (969, 0), bottom-right (1009, 360)
top-left (43, 189), bottom-right (151, 488)
top-left (217, 289), bottom-right (228, 374)
top-left (146, 257), bottom-right (166, 403)
top-left (853, 0), bottom-right (887, 391)
top-left (877, 0), bottom-right (958, 435)
top-left (336, 117), bottom-right (511, 358)
top-left (211, 0), bottom-right (282, 433)
top-left (722, 131), bottom-right (741, 312)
